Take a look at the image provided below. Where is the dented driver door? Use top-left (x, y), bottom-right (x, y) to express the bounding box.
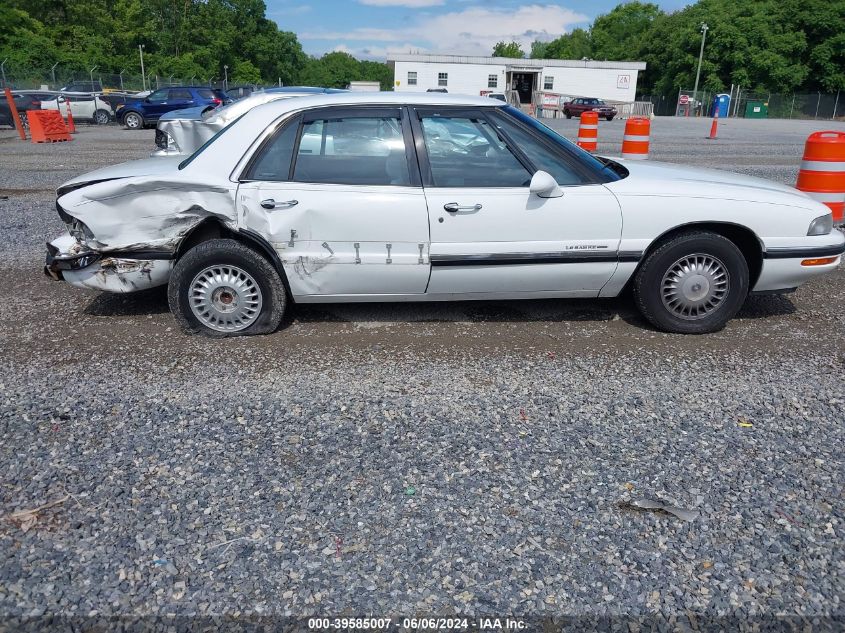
top-left (237, 108), bottom-right (431, 299)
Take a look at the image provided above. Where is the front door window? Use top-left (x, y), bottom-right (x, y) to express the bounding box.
top-left (419, 114), bottom-right (530, 187)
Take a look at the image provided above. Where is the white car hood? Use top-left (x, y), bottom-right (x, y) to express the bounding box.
top-left (59, 156), bottom-right (184, 190)
top-left (606, 159), bottom-right (816, 209)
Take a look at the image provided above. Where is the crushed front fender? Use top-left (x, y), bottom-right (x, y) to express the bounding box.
top-left (45, 232), bottom-right (173, 293)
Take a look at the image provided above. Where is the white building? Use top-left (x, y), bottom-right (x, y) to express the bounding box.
top-left (388, 54), bottom-right (646, 105)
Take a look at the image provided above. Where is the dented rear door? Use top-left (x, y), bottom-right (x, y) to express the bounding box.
top-left (237, 107), bottom-right (430, 298)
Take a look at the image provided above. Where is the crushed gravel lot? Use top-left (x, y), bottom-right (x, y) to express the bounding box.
top-left (0, 118), bottom-right (843, 627)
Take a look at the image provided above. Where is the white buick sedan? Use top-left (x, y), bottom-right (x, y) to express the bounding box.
top-left (46, 93), bottom-right (844, 336)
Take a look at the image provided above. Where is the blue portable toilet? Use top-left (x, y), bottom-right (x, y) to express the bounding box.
top-left (711, 93), bottom-right (730, 117)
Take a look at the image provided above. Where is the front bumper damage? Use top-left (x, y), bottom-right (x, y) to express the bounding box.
top-left (45, 233), bottom-right (173, 293)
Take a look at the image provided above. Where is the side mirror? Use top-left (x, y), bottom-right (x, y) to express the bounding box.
top-left (529, 170), bottom-right (563, 198)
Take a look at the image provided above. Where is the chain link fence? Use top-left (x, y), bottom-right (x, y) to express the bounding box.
top-left (639, 89), bottom-right (844, 120)
top-left (0, 63), bottom-right (254, 93)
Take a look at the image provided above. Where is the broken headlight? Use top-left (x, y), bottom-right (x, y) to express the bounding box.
top-left (155, 129), bottom-right (178, 153)
top-left (67, 217), bottom-right (96, 242)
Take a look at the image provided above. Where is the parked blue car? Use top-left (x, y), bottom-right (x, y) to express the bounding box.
top-left (117, 86), bottom-right (231, 129)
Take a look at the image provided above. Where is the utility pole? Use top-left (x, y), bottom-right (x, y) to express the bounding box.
top-left (89, 65), bottom-right (98, 90)
top-left (119, 69), bottom-right (125, 92)
top-left (223, 65), bottom-right (229, 91)
top-left (0, 59), bottom-right (6, 88)
top-left (138, 44), bottom-right (146, 92)
top-left (51, 62), bottom-right (59, 88)
top-left (692, 23), bottom-right (708, 116)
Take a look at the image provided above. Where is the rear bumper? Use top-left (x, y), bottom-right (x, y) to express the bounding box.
top-left (45, 233), bottom-right (173, 293)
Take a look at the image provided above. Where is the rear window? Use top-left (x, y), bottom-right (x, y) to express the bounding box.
top-left (196, 89), bottom-right (215, 100)
top-left (213, 90), bottom-right (229, 100)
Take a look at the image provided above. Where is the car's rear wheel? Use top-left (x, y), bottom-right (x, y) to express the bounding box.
top-left (605, 116), bottom-right (615, 121)
top-left (123, 111), bottom-right (143, 129)
top-left (565, 110), bottom-right (572, 119)
top-left (94, 109), bottom-right (110, 125)
top-left (633, 231), bottom-right (749, 334)
top-left (168, 239), bottom-right (286, 337)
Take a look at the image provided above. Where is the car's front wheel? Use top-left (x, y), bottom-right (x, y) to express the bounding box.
top-left (564, 110), bottom-right (572, 119)
top-left (123, 111), bottom-right (143, 129)
top-left (605, 116), bottom-right (615, 121)
top-left (633, 231), bottom-right (749, 334)
top-left (168, 239), bottom-right (287, 337)
top-left (94, 109), bottom-right (110, 125)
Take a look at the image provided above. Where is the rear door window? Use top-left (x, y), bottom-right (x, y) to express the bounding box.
top-left (246, 117), bottom-right (300, 181)
top-left (169, 89), bottom-right (192, 100)
top-left (292, 112), bottom-right (410, 186)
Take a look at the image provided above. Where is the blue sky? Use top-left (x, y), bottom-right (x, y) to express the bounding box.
top-left (267, 1), bottom-right (692, 59)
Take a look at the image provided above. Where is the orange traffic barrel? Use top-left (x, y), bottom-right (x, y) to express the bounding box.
top-left (796, 131), bottom-right (845, 224)
top-left (577, 111), bottom-right (598, 151)
top-left (622, 116), bottom-right (650, 159)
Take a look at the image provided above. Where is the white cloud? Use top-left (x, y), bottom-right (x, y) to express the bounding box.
top-left (358, 0), bottom-right (444, 6)
top-left (301, 4), bottom-right (588, 56)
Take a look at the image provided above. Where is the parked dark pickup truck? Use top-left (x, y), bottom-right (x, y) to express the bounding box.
top-left (563, 97), bottom-right (617, 121)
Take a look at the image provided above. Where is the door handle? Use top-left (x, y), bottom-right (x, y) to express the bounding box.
top-left (443, 202), bottom-right (482, 213)
top-left (260, 198), bottom-right (299, 210)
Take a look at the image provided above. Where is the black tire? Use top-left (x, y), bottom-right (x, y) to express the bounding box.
top-left (633, 231), bottom-right (750, 334)
top-left (565, 110), bottom-right (572, 119)
top-left (167, 239), bottom-right (286, 337)
top-left (606, 116), bottom-right (615, 121)
top-left (94, 109), bottom-right (110, 125)
top-left (123, 111), bottom-right (143, 129)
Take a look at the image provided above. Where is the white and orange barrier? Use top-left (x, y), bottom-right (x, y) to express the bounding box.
top-left (796, 131), bottom-right (845, 225)
top-left (577, 111), bottom-right (598, 151)
top-left (621, 116), bottom-right (650, 159)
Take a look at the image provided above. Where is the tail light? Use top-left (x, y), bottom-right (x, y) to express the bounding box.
top-left (212, 98), bottom-right (222, 106)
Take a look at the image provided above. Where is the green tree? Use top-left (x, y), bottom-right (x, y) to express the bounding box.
top-left (492, 41), bottom-right (525, 58)
top-left (590, 2), bottom-right (661, 61)
top-left (544, 29), bottom-right (592, 61)
top-left (231, 59), bottom-right (262, 84)
top-left (359, 59), bottom-right (393, 90)
top-left (529, 41), bottom-right (550, 59)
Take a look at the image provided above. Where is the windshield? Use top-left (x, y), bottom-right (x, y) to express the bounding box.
top-left (500, 105), bottom-right (621, 182)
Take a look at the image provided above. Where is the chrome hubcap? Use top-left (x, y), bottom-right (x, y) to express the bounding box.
top-left (661, 253), bottom-right (729, 320)
top-left (189, 265), bottom-right (262, 332)
top-left (126, 114), bottom-right (139, 128)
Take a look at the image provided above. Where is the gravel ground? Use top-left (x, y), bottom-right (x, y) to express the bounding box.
top-left (0, 119), bottom-right (844, 627)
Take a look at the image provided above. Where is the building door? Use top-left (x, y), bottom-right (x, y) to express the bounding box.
top-left (511, 73), bottom-right (536, 104)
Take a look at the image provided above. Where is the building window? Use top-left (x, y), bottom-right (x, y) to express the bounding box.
top-left (407, 71), bottom-right (417, 86)
top-left (438, 72), bottom-right (448, 87)
top-left (488, 74), bottom-right (498, 88)
top-left (543, 76), bottom-right (554, 90)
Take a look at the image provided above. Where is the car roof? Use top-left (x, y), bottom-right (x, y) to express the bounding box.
top-left (251, 91), bottom-right (503, 116)
top-left (264, 86), bottom-right (348, 94)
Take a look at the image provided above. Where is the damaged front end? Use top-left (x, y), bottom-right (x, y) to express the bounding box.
top-left (45, 232), bottom-right (174, 293)
top-left (45, 158), bottom-right (238, 293)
